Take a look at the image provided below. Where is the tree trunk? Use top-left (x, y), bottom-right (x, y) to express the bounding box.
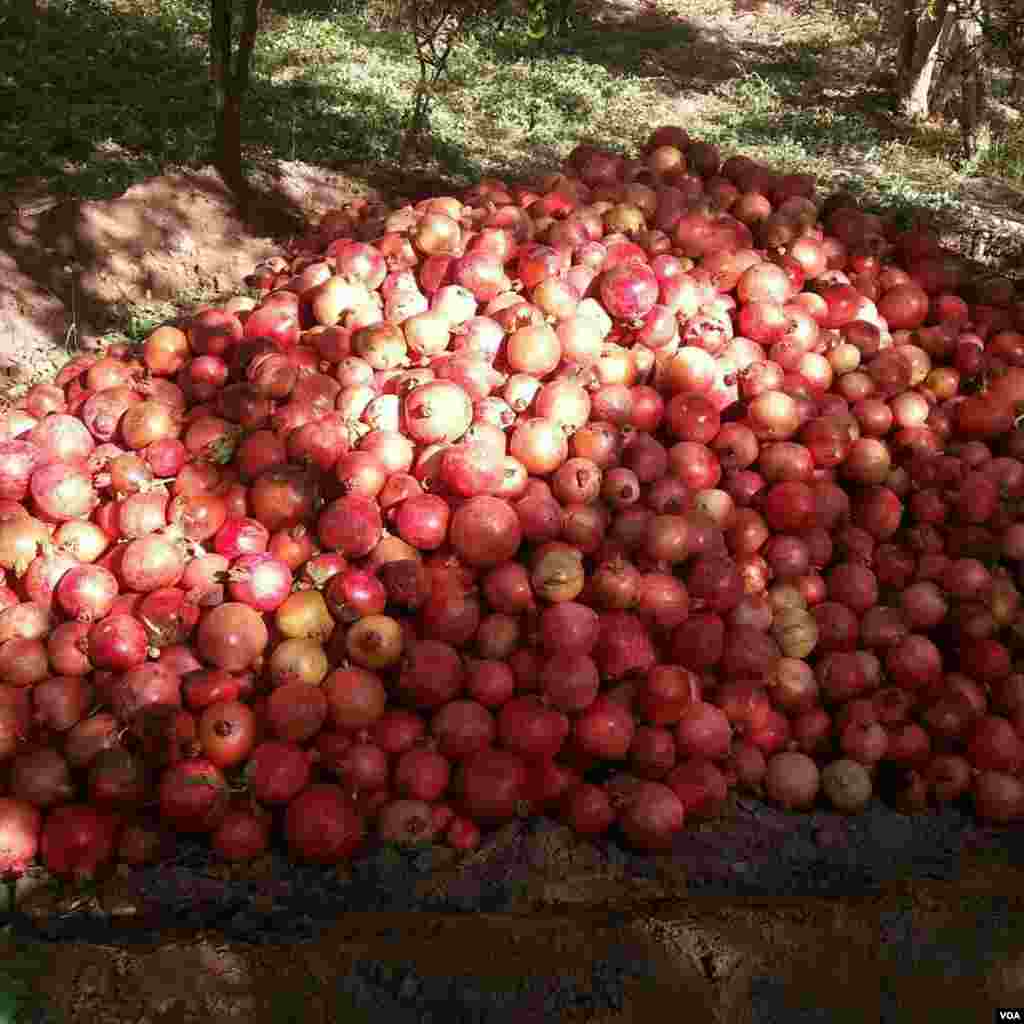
top-left (217, 94), bottom-right (245, 190)
top-left (210, 0), bottom-right (233, 178)
top-left (1013, 0), bottom-right (1024, 100)
top-left (894, 0), bottom-right (915, 78)
top-left (209, 0), bottom-right (262, 197)
top-left (957, 0), bottom-right (989, 159)
top-left (929, 24), bottom-right (961, 117)
top-left (897, 0), bottom-right (956, 118)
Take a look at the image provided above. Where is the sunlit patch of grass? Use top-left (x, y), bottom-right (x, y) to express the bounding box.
top-left (531, 18), bottom-right (699, 72)
top-left (980, 122), bottom-right (1024, 185)
top-left (114, 300), bottom-right (180, 342)
top-left (716, 72), bottom-right (785, 116)
top-left (904, 117), bottom-right (963, 161)
top-left (103, 284), bottom-right (220, 345)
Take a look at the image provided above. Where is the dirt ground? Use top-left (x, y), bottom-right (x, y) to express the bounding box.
top-left (9, 859), bottom-right (1024, 1024)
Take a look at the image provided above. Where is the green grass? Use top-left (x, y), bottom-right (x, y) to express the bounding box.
top-left (0, 0), bottom-right (213, 198)
top-left (106, 288), bottom-right (211, 342)
top-left (982, 121), bottom-right (1024, 183)
top-left (0, 0), bottom-right (690, 194)
top-left (480, 10), bottom-right (699, 71)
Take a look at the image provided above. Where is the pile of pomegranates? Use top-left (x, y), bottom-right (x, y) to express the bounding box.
top-left (2, 125), bottom-right (1024, 881)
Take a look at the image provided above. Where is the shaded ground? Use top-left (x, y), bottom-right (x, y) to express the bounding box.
top-left (6, 837), bottom-right (1024, 1024)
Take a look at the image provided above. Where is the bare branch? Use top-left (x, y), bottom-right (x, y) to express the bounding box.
top-left (388, 0), bottom-right (491, 157)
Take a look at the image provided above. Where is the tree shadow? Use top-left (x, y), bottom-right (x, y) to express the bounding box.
top-left (555, 0), bottom-right (882, 110)
top-left (477, 1), bottom-right (726, 88)
top-left (530, 1), bottom-right (924, 171)
top-left (5, 170), bottom-right (296, 339)
top-left (0, 0), bottom-right (485, 199)
top-left (483, 1), bottom-right (700, 71)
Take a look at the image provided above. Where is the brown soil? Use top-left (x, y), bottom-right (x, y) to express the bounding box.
top-left (9, 913), bottom-right (714, 1024)
top-left (12, 861), bottom-right (1024, 1024)
top-left (7, 813), bottom-right (1024, 1023)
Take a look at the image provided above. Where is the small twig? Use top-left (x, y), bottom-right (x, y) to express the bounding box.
top-left (63, 262), bottom-right (82, 352)
top-left (735, 798), bottom-right (763, 816)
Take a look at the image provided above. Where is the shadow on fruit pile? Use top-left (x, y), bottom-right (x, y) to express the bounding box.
top-left (7, 794), bottom-right (1023, 946)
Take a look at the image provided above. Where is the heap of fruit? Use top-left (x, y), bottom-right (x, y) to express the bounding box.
top-left (2, 125), bottom-right (1024, 882)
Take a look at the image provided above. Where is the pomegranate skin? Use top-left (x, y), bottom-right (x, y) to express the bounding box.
top-left (284, 784), bottom-right (365, 863)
